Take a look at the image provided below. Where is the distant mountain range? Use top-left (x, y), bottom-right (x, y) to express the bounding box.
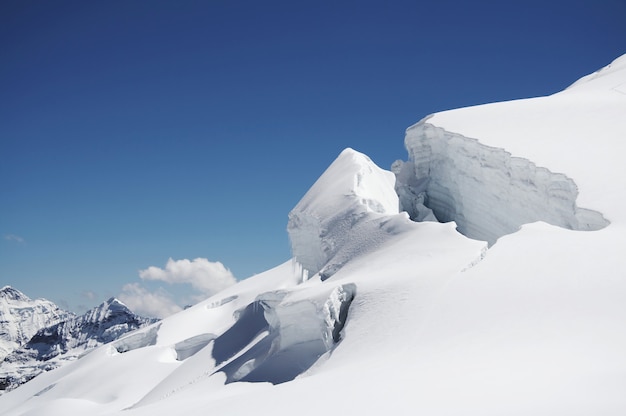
top-left (0, 286), bottom-right (156, 392)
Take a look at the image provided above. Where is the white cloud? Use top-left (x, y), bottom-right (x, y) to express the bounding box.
top-left (139, 258), bottom-right (237, 297)
top-left (81, 290), bottom-right (96, 300)
top-left (118, 283), bottom-right (182, 319)
top-left (119, 258), bottom-right (237, 319)
top-left (4, 234), bottom-right (25, 244)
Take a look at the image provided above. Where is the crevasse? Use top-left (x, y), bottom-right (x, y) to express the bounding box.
top-left (393, 119), bottom-right (609, 245)
top-left (212, 284), bottom-right (356, 385)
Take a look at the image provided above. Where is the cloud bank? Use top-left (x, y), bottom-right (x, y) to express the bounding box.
top-left (118, 258), bottom-right (237, 319)
top-left (119, 283), bottom-right (183, 319)
top-left (139, 258), bottom-right (237, 296)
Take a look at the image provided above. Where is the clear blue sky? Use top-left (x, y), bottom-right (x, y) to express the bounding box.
top-left (1, 0), bottom-right (624, 314)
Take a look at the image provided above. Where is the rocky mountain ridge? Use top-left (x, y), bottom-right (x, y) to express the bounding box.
top-left (0, 286), bottom-right (73, 361)
top-left (0, 288), bottom-right (156, 393)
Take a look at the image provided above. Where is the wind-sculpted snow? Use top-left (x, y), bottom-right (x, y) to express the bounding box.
top-left (288, 148), bottom-right (400, 280)
top-left (211, 297), bottom-right (276, 366)
top-left (111, 324), bottom-right (160, 354)
top-left (395, 120), bottom-right (609, 245)
top-left (213, 284), bottom-right (355, 384)
top-left (205, 295), bottom-right (237, 309)
top-left (174, 334), bottom-right (216, 361)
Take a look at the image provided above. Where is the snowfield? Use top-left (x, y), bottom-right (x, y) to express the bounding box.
top-left (1, 55), bottom-right (626, 415)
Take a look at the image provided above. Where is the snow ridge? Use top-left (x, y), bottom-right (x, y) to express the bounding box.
top-left (21, 298), bottom-right (156, 358)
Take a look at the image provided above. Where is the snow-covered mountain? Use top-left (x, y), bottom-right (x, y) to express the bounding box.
top-left (0, 297), bottom-right (156, 393)
top-left (0, 287), bottom-right (73, 362)
top-left (1, 55), bottom-right (625, 415)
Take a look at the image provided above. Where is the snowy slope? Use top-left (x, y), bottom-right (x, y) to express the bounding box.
top-left (1, 55), bottom-right (626, 416)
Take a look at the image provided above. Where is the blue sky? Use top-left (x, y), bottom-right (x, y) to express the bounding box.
top-left (1, 0), bottom-right (624, 315)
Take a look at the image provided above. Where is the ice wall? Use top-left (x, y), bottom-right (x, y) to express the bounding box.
top-left (395, 119), bottom-right (609, 245)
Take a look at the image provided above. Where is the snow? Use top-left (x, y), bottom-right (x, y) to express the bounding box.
top-left (396, 120), bottom-right (609, 245)
top-left (0, 297), bottom-right (155, 393)
top-left (0, 287), bottom-right (72, 361)
top-left (287, 148), bottom-right (401, 280)
top-left (2, 55), bottom-right (626, 415)
top-left (423, 54), bottom-right (626, 218)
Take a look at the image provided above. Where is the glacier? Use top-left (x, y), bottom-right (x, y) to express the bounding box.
top-left (1, 55), bottom-right (626, 416)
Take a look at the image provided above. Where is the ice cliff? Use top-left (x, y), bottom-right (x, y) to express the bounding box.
top-left (393, 119), bottom-right (609, 245)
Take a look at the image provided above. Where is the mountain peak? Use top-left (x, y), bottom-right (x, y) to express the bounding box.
top-left (0, 287), bottom-right (72, 363)
top-left (0, 286), bottom-right (29, 302)
top-left (102, 297), bottom-right (124, 307)
top-left (105, 297), bottom-right (127, 308)
top-left (82, 297), bottom-right (134, 324)
top-left (0, 294), bottom-right (156, 393)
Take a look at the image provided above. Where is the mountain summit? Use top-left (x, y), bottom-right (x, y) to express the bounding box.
top-left (0, 287), bottom-right (29, 302)
top-left (0, 287), bottom-right (72, 362)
